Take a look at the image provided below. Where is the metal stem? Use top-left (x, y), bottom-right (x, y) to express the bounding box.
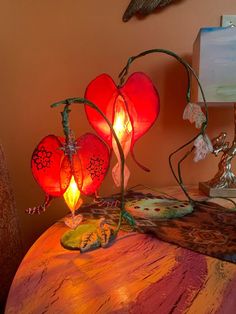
top-left (119, 48), bottom-right (209, 202)
top-left (51, 98), bottom-right (126, 235)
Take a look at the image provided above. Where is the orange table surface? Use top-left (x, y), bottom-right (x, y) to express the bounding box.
top-left (5, 186), bottom-right (236, 314)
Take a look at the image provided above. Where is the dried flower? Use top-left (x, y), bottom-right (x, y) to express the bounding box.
top-left (194, 134), bottom-right (213, 162)
top-left (183, 102), bottom-right (206, 129)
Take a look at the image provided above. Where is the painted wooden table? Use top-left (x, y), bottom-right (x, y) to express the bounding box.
top-left (5, 187), bottom-right (236, 314)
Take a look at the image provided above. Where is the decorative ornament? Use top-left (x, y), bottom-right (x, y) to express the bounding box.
top-left (61, 219), bottom-right (116, 252)
top-left (123, 0), bottom-right (175, 22)
top-left (193, 134), bottom-right (213, 162)
top-left (206, 132), bottom-right (236, 189)
top-left (85, 72), bottom-right (160, 188)
top-left (183, 102), bottom-right (206, 129)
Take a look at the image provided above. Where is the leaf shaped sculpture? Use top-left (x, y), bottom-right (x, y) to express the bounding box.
top-left (80, 231), bottom-right (100, 252)
top-left (60, 219), bottom-right (116, 252)
top-left (96, 223), bottom-right (115, 247)
top-left (123, 0), bottom-right (175, 22)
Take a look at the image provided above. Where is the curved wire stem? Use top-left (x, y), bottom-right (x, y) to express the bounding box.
top-left (51, 97), bottom-right (126, 235)
top-left (118, 48), bottom-right (209, 202)
top-left (196, 198), bottom-right (236, 209)
top-left (61, 103), bottom-right (71, 139)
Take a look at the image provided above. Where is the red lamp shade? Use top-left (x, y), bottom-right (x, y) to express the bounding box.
top-left (31, 133), bottom-right (110, 205)
top-left (85, 72), bottom-right (160, 187)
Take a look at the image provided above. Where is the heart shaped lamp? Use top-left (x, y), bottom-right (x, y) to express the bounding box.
top-left (28, 132), bottom-right (110, 229)
top-left (85, 72), bottom-right (160, 188)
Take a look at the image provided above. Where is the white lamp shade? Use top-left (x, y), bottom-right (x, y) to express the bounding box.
top-left (191, 27), bottom-right (236, 104)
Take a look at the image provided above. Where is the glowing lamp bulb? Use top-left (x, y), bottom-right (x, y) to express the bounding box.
top-left (113, 98), bottom-right (133, 143)
top-left (112, 96), bottom-right (133, 187)
top-left (113, 114), bottom-right (124, 134)
top-left (63, 175), bottom-right (81, 213)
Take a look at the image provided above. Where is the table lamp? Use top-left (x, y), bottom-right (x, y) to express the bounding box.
top-left (27, 47), bottom-right (223, 253)
top-left (85, 72), bottom-right (160, 189)
top-left (191, 26), bottom-right (236, 197)
top-left (27, 99), bottom-right (134, 251)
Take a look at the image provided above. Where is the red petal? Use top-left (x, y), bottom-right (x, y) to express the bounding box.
top-left (85, 72), bottom-right (159, 149)
top-left (60, 156), bottom-right (73, 192)
top-left (31, 135), bottom-right (69, 197)
top-left (75, 133), bottom-right (110, 195)
top-left (85, 74), bottom-right (119, 146)
top-left (120, 72), bottom-right (160, 145)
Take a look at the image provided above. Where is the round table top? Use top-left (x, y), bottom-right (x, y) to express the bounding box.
top-left (5, 186), bottom-right (236, 314)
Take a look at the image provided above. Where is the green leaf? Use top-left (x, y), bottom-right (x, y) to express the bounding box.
top-left (60, 222), bottom-right (97, 250)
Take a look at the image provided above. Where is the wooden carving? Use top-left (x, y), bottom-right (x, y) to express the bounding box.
top-left (123, 0), bottom-right (175, 22)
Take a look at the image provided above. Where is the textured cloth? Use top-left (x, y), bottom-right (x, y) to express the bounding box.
top-left (77, 190), bottom-right (236, 264)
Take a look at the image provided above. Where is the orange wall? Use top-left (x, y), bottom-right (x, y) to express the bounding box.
top-left (0, 0), bottom-right (235, 250)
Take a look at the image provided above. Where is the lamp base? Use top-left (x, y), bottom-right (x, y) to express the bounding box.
top-left (199, 181), bottom-right (236, 197)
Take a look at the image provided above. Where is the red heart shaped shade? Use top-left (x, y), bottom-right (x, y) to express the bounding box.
top-left (85, 72), bottom-right (160, 188)
top-left (31, 133), bottom-right (110, 212)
